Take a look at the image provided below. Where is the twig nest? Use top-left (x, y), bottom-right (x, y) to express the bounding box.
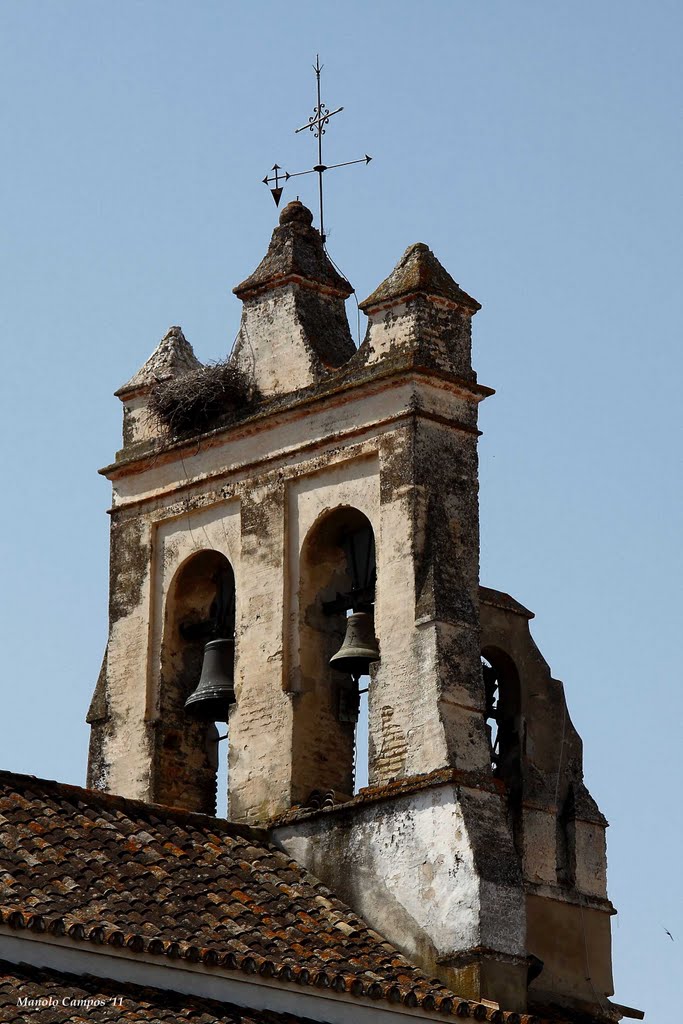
top-left (148, 361), bottom-right (257, 439)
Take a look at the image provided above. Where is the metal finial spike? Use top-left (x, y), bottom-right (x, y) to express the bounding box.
top-left (293, 57), bottom-right (370, 242)
top-left (260, 58), bottom-right (372, 229)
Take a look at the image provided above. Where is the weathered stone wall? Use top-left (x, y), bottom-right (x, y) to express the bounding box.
top-left (369, 417), bottom-right (490, 785)
top-left (93, 374), bottom-right (490, 819)
top-left (87, 511), bottom-right (155, 800)
top-left (479, 592), bottom-right (614, 1011)
top-left (228, 478), bottom-right (291, 821)
top-left (231, 285), bottom-right (356, 398)
top-left (88, 495), bottom-right (243, 810)
top-left (358, 293), bottom-right (476, 382)
top-left (231, 201), bottom-right (355, 398)
top-left (526, 894), bottom-right (614, 1009)
top-left (273, 779), bottom-right (527, 1011)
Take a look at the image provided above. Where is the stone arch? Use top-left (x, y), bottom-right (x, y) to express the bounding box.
top-left (154, 549), bottom-right (236, 814)
top-left (292, 506), bottom-right (378, 805)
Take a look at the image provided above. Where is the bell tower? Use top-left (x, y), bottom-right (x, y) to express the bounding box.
top-left (88, 201), bottom-right (617, 1020)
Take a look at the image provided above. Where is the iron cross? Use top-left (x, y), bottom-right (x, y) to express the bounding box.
top-left (263, 56), bottom-right (372, 243)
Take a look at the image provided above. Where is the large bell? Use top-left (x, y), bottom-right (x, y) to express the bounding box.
top-left (329, 612), bottom-right (380, 677)
top-left (184, 639), bottom-right (236, 722)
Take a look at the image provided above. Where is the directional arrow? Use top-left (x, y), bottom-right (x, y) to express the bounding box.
top-left (262, 164), bottom-right (290, 206)
top-left (286, 154), bottom-right (372, 179)
top-left (325, 154), bottom-right (372, 171)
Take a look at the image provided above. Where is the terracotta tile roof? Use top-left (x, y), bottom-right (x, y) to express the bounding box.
top-left (0, 959), bottom-right (315, 1023)
top-left (0, 770), bottom-right (541, 1023)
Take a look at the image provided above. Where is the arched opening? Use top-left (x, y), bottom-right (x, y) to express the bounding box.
top-left (294, 507), bottom-right (378, 806)
top-left (481, 646), bottom-right (523, 854)
top-left (156, 550), bottom-right (236, 815)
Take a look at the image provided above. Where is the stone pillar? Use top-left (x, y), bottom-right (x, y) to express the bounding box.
top-left (232, 201), bottom-right (355, 397)
top-left (228, 481), bottom-right (291, 822)
top-left (356, 242), bottom-right (492, 784)
top-left (86, 511), bottom-right (155, 801)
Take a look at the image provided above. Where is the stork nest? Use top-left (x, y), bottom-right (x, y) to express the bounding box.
top-left (148, 361), bottom-right (257, 438)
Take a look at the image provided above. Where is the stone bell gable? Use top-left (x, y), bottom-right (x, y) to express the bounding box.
top-left (87, 202), bottom-right (623, 1021)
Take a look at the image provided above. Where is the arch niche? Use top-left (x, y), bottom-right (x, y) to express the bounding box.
top-left (154, 549), bottom-right (236, 814)
top-left (481, 645), bottom-right (523, 854)
top-left (292, 506), bottom-right (378, 806)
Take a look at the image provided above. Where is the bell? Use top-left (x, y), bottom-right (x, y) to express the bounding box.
top-left (184, 639), bottom-right (236, 722)
top-left (329, 612), bottom-right (380, 677)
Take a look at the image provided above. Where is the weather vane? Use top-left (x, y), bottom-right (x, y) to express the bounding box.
top-left (262, 56), bottom-right (371, 243)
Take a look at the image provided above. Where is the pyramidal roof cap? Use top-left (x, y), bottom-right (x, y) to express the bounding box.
top-left (116, 326), bottom-right (202, 397)
top-left (234, 201), bottom-right (352, 300)
top-left (360, 242), bottom-right (480, 313)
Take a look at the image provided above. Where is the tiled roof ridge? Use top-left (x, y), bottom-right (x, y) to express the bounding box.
top-left (0, 771), bottom-right (442, 983)
top-left (0, 771), bottom-right (401, 960)
top-left (0, 769), bottom-right (266, 842)
top-left (0, 905), bottom-right (541, 1022)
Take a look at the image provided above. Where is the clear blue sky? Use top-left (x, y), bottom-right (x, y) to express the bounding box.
top-left (0, 2), bottom-right (680, 1019)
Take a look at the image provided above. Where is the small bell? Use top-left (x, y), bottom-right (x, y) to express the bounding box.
top-left (329, 612), bottom-right (380, 677)
top-left (184, 639), bottom-right (236, 722)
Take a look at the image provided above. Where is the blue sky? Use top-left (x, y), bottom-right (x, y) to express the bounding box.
top-left (0, 2), bottom-right (681, 1019)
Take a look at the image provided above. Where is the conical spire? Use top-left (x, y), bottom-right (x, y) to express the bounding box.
top-left (355, 243), bottom-right (482, 384)
top-left (233, 201), bottom-right (352, 300)
top-left (360, 242), bottom-right (480, 313)
top-left (116, 326), bottom-right (202, 397)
